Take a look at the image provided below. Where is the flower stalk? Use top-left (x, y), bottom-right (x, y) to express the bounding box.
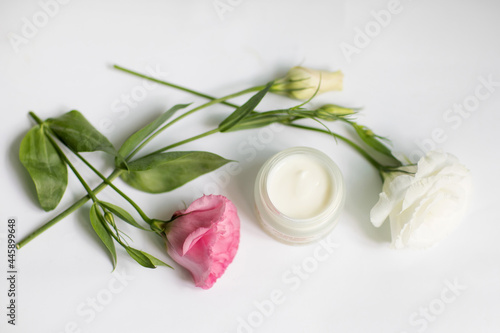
top-left (71, 150), bottom-right (153, 224)
top-left (121, 70), bottom-right (396, 175)
top-left (19, 67), bottom-right (396, 252)
top-left (16, 64), bottom-right (472, 285)
top-left (113, 65), bottom-right (240, 109)
top-left (287, 123), bottom-right (385, 173)
top-left (21, 98), bottom-right (248, 250)
top-left (16, 127), bottom-right (224, 249)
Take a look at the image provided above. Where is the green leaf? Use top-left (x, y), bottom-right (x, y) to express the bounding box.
top-left (19, 125), bottom-right (68, 211)
top-left (125, 247), bottom-right (172, 269)
top-left (47, 110), bottom-right (117, 155)
top-left (224, 113), bottom-right (293, 132)
top-left (99, 201), bottom-right (149, 231)
top-left (90, 203), bottom-right (117, 269)
top-left (120, 151), bottom-right (232, 193)
top-left (218, 82), bottom-right (273, 132)
top-left (117, 104), bottom-right (190, 160)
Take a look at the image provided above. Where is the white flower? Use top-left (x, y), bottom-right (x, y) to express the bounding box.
top-left (370, 151), bottom-right (472, 249)
top-left (272, 66), bottom-right (343, 100)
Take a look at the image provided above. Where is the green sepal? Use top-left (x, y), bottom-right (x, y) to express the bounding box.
top-left (352, 123), bottom-right (401, 165)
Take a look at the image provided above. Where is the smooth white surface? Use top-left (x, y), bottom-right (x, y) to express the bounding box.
top-left (267, 153), bottom-right (333, 219)
top-left (1, 0), bottom-right (500, 332)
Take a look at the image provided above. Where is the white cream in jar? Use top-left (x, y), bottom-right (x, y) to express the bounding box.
top-left (254, 147), bottom-right (345, 245)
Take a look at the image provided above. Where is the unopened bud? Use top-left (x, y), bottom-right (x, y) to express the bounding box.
top-left (315, 104), bottom-right (354, 120)
top-left (272, 66), bottom-right (343, 100)
top-left (104, 212), bottom-right (115, 225)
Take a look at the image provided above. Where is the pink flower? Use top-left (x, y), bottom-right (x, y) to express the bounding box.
top-left (164, 195), bottom-right (240, 289)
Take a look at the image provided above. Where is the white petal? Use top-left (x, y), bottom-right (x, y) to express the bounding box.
top-left (401, 177), bottom-right (434, 211)
top-left (389, 202), bottom-right (407, 247)
top-left (370, 192), bottom-right (393, 227)
top-left (385, 174), bottom-right (414, 198)
top-left (415, 152), bottom-right (445, 178)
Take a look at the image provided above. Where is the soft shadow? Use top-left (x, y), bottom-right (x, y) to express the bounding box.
top-left (344, 168), bottom-right (391, 244)
top-left (232, 150), bottom-right (277, 228)
top-left (10, 130), bottom-right (39, 208)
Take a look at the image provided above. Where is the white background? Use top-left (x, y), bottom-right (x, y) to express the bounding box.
top-left (1, 0), bottom-right (499, 332)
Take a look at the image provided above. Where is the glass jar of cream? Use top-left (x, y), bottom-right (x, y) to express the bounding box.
top-left (254, 147), bottom-right (345, 245)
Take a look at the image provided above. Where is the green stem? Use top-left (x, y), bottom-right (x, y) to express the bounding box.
top-left (287, 123), bottom-right (383, 171)
top-left (113, 64), bottom-right (240, 109)
top-left (143, 128), bottom-right (220, 158)
top-left (49, 139), bottom-right (99, 203)
top-left (338, 117), bottom-right (402, 167)
top-left (28, 111), bottom-right (43, 125)
top-left (112, 72), bottom-right (391, 174)
top-left (20, 82), bottom-right (269, 249)
top-left (112, 78), bottom-right (383, 171)
top-left (31, 112), bottom-right (100, 202)
top-left (17, 125), bottom-right (221, 249)
top-left (126, 86), bottom-right (263, 161)
top-left (100, 213), bottom-right (127, 247)
top-left (33, 111), bottom-right (153, 224)
top-left (16, 169), bottom-right (124, 249)
top-left (72, 151), bottom-right (152, 224)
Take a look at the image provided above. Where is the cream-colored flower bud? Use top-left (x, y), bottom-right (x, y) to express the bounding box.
top-left (273, 66), bottom-right (343, 100)
top-left (315, 104), bottom-right (354, 120)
